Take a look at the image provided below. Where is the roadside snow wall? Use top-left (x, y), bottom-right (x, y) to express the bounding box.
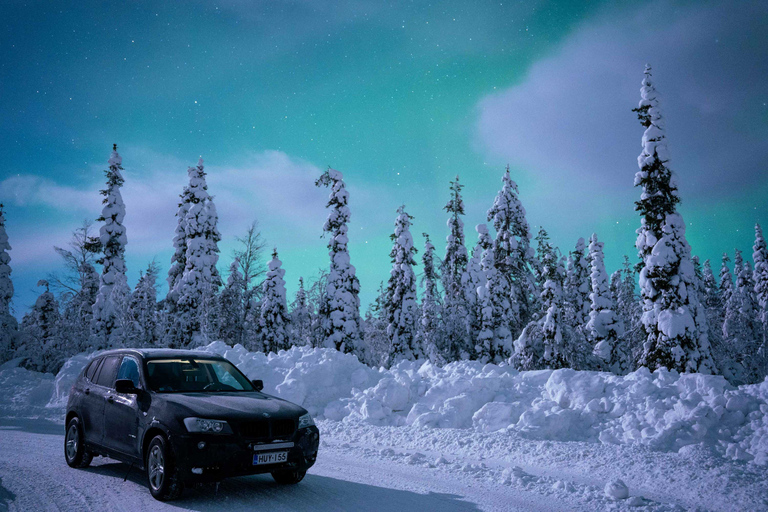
top-left (1, 341), bottom-right (766, 465)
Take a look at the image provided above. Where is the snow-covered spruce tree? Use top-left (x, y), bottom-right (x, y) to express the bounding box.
top-left (385, 206), bottom-right (421, 364)
top-left (21, 281), bottom-right (64, 372)
top-left (486, 166), bottom-right (535, 337)
top-left (565, 238), bottom-right (591, 328)
top-left (0, 205), bottom-right (17, 361)
top-left (417, 234), bottom-right (444, 364)
top-left (723, 249), bottom-right (761, 383)
top-left (610, 256), bottom-right (643, 369)
top-left (166, 178), bottom-right (192, 309)
top-left (362, 281), bottom-right (390, 367)
top-left (304, 269), bottom-right (329, 349)
top-left (127, 261), bottom-right (160, 347)
top-left (91, 145), bottom-right (129, 350)
top-left (632, 66), bottom-right (714, 374)
top-left (514, 229), bottom-right (568, 369)
top-left (62, 262), bottom-right (99, 354)
top-left (476, 239), bottom-right (514, 363)
top-left (440, 176), bottom-right (471, 362)
top-left (753, 224), bottom-right (768, 364)
top-left (463, 224), bottom-right (492, 357)
top-left (701, 258), bottom-right (726, 373)
top-left (719, 253), bottom-right (734, 305)
top-left (315, 168), bottom-right (361, 353)
top-left (259, 249), bottom-right (289, 354)
top-left (587, 234), bottom-right (628, 374)
top-left (289, 277), bottom-right (312, 348)
top-left (172, 158), bottom-right (222, 347)
top-left (218, 258), bottom-right (245, 346)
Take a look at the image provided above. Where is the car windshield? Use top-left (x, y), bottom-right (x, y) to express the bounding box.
top-left (146, 358), bottom-right (255, 393)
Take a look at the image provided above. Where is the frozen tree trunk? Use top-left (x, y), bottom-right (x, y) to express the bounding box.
top-left (633, 66), bottom-right (715, 374)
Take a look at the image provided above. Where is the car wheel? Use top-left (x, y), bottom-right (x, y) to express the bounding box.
top-left (146, 435), bottom-right (184, 501)
top-left (271, 469), bottom-right (306, 485)
top-left (64, 417), bottom-right (93, 468)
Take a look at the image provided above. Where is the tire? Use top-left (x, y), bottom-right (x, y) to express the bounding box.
top-left (64, 417), bottom-right (93, 468)
top-left (271, 469), bottom-right (306, 485)
top-left (146, 435), bottom-right (184, 501)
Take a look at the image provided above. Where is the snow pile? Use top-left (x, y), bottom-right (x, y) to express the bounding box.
top-left (1, 342), bottom-right (767, 465)
top-left (0, 358), bottom-right (56, 419)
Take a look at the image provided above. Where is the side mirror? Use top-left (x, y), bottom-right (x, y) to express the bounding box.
top-left (115, 379), bottom-right (138, 394)
top-left (252, 379), bottom-right (264, 392)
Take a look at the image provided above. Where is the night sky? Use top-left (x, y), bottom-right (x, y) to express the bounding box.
top-left (1, 0), bottom-right (767, 316)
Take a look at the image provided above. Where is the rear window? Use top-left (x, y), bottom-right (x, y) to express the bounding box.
top-left (94, 356), bottom-right (121, 388)
top-left (85, 358), bottom-right (101, 382)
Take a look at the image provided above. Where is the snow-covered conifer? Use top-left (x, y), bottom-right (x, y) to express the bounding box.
top-left (486, 167), bottom-right (534, 336)
top-left (362, 282), bottom-right (389, 367)
top-left (476, 240), bottom-right (514, 363)
top-left (172, 158), bottom-right (222, 347)
top-left (632, 66), bottom-right (714, 373)
top-left (463, 224), bottom-right (492, 349)
top-left (128, 261), bottom-right (160, 347)
top-left (315, 168), bottom-right (361, 353)
top-left (0, 206), bottom-right (17, 360)
top-left (719, 253), bottom-right (734, 305)
top-left (91, 145), bottom-right (129, 349)
top-left (289, 277), bottom-right (312, 348)
top-left (440, 176), bottom-right (470, 362)
top-left (587, 234), bottom-right (628, 373)
top-left (22, 281), bottom-right (64, 372)
top-left (218, 258), bottom-right (245, 346)
top-left (723, 249), bottom-right (761, 382)
top-left (565, 238), bottom-right (591, 327)
top-left (385, 206), bottom-right (421, 364)
top-left (259, 249), bottom-right (289, 353)
top-left (418, 234), bottom-right (443, 364)
top-left (753, 224), bottom-right (768, 361)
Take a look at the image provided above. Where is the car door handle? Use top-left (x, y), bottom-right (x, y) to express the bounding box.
top-left (107, 396), bottom-right (114, 404)
top-left (84, 388), bottom-right (90, 395)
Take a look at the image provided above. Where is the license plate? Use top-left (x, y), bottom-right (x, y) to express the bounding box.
top-left (253, 451), bottom-right (288, 465)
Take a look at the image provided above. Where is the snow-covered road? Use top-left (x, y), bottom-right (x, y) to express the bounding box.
top-left (1, 417), bottom-right (766, 511)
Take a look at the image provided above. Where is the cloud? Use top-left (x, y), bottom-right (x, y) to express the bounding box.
top-left (475, 0), bottom-right (768, 217)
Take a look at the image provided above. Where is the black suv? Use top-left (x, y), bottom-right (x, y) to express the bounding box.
top-left (64, 349), bottom-right (320, 500)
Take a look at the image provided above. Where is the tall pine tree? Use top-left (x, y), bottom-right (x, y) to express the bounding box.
top-left (172, 158), bottom-right (222, 347)
top-left (259, 249), bottom-right (289, 354)
top-left (632, 66), bottom-right (714, 374)
top-left (385, 206), bottom-right (421, 364)
top-left (753, 224), bottom-right (768, 367)
top-left (440, 176), bottom-right (471, 362)
top-left (0, 205), bottom-right (17, 361)
top-left (315, 168), bottom-right (362, 353)
top-left (91, 145), bottom-right (129, 349)
top-left (418, 234), bottom-right (443, 364)
top-left (218, 258), bottom-right (246, 346)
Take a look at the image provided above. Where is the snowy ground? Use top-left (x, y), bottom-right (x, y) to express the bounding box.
top-left (0, 345), bottom-right (767, 511)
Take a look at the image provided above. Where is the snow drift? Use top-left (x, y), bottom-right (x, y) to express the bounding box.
top-left (2, 342), bottom-right (766, 465)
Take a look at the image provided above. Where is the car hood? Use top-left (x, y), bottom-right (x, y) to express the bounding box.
top-left (157, 391), bottom-right (306, 421)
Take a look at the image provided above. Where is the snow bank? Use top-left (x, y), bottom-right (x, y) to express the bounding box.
top-left (1, 342), bottom-right (767, 465)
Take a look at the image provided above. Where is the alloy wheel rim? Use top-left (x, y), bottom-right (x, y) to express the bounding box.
top-left (148, 445), bottom-right (165, 490)
top-left (65, 424), bottom-right (78, 461)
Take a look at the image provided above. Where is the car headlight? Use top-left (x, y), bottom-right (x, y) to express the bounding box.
top-left (298, 413), bottom-right (314, 429)
top-left (183, 417), bottom-right (232, 434)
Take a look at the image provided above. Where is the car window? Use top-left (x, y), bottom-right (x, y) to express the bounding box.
top-left (85, 358), bottom-right (102, 382)
top-left (94, 356), bottom-right (121, 388)
top-left (116, 356), bottom-right (141, 388)
top-left (146, 358), bottom-right (254, 393)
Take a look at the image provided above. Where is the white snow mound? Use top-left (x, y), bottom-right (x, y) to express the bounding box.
top-left (1, 342), bottom-right (767, 465)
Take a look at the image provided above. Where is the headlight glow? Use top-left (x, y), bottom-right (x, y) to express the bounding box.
top-left (298, 413), bottom-right (314, 429)
top-left (183, 417), bottom-right (232, 434)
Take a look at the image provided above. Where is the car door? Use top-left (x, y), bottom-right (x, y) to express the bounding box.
top-left (79, 357), bottom-right (106, 442)
top-left (89, 355), bottom-right (122, 447)
top-left (103, 355), bottom-right (142, 458)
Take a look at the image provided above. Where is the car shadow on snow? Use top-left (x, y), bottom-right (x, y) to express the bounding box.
top-left (86, 460), bottom-right (479, 511)
top-left (0, 418), bottom-right (63, 436)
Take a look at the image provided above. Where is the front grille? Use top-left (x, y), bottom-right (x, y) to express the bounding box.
top-left (272, 419), bottom-right (296, 438)
top-left (239, 421), bottom-right (269, 439)
top-left (237, 418), bottom-right (296, 439)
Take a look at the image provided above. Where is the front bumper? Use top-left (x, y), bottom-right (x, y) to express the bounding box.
top-left (172, 425), bottom-right (320, 483)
